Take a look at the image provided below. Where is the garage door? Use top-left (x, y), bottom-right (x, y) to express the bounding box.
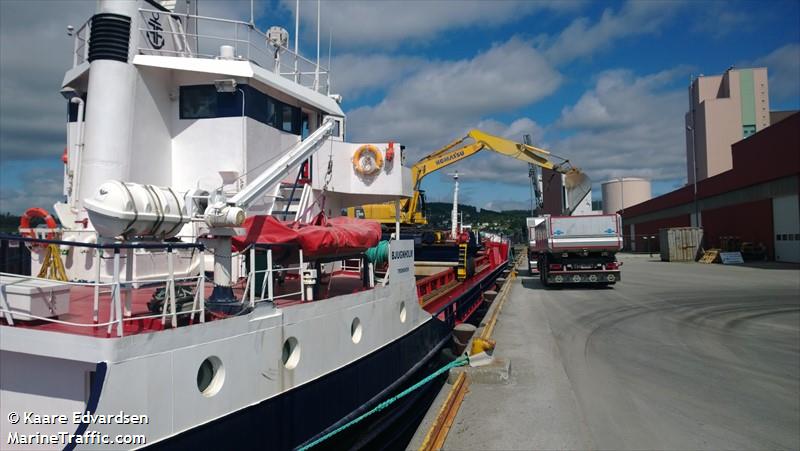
top-left (773, 194), bottom-right (800, 263)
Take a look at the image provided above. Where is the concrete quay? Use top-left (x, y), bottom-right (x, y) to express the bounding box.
top-left (416, 253), bottom-right (800, 450)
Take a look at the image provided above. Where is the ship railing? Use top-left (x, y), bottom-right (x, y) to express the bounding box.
top-left (0, 234), bottom-right (205, 337)
top-left (134, 8), bottom-right (330, 93)
top-left (341, 258), bottom-right (362, 274)
top-left (241, 245), bottom-right (305, 307)
top-left (240, 245), bottom-right (379, 307)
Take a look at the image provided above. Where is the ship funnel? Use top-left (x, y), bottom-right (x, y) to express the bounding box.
top-left (78, 0), bottom-right (140, 210)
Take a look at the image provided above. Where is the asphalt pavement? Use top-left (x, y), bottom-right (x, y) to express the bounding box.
top-left (444, 253), bottom-right (800, 450)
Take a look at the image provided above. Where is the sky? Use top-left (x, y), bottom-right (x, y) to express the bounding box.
top-left (0, 0), bottom-right (798, 214)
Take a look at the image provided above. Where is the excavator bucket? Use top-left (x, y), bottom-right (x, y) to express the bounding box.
top-left (467, 129), bottom-right (592, 215)
top-left (564, 168), bottom-right (590, 190)
top-left (564, 169), bottom-right (592, 215)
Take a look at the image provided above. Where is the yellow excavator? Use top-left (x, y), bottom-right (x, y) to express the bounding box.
top-left (346, 129), bottom-right (590, 225)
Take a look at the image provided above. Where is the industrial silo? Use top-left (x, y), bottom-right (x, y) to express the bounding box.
top-left (601, 177), bottom-right (652, 214)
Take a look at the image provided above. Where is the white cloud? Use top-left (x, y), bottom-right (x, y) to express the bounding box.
top-left (557, 92), bottom-right (613, 130)
top-left (288, 0), bottom-right (581, 51)
top-left (346, 37), bottom-right (561, 161)
top-left (474, 117), bottom-right (545, 142)
top-left (0, 166), bottom-right (63, 214)
top-left (198, 0), bottom-right (263, 21)
top-left (543, 1), bottom-right (684, 64)
top-left (553, 68), bottom-right (689, 184)
top-left (0, 0), bottom-right (94, 162)
top-left (691, 5), bottom-right (752, 39)
top-left (410, 68), bottom-right (691, 193)
top-left (752, 43), bottom-right (800, 105)
top-left (330, 54), bottom-right (426, 101)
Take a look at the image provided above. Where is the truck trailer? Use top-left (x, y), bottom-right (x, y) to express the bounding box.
top-left (530, 214), bottom-right (623, 286)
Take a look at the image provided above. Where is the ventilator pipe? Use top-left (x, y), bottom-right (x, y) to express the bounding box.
top-left (204, 234), bottom-right (243, 315)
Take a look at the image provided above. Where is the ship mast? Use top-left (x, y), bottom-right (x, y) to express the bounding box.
top-left (450, 172), bottom-right (459, 239)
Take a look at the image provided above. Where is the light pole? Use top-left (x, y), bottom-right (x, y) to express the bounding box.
top-left (688, 76), bottom-right (699, 228)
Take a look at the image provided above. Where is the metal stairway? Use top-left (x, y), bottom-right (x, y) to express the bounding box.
top-left (270, 164), bottom-right (312, 222)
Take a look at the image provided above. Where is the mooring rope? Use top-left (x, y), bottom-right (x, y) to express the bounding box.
top-left (365, 240), bottom-right (391, 266)
top-left (296, 354), bottom-right (470, 451)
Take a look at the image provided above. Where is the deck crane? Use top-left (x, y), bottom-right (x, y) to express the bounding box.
top-left (346, 129), bottom-right (590, 225)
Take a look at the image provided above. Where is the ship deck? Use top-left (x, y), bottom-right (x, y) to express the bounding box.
top-left (1, 244), bottom-right (509, 338)
top-left (0, 272), bottom-right (367, 338)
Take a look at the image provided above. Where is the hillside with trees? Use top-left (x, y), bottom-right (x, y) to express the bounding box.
top-left (425, 202), bottom-right (529, 243)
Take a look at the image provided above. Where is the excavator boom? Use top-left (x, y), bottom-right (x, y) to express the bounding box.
top-left (467, 130), bottom-right (556, 169)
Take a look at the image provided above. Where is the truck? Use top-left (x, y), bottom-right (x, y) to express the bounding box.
top-left (530, 214), bottom-right (623, 286)
top-left (526, 217), bottom-right (546, 275)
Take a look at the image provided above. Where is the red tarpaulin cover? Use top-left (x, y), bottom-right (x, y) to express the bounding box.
top-left (231, 213), bottom-right (381, 259)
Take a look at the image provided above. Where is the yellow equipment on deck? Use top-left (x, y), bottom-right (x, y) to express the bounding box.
top-left (37, 244), bottom-right (68, 281)
top-left (346, 129), bottom-right (589, 225)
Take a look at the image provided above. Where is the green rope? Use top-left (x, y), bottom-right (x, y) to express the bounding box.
top-left (365, 240), bottom-right (390, 266)
top-left (296, 354), bottom-right (469, 451)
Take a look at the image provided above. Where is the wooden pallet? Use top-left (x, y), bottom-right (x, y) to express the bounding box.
top-left (699, 249), bottom-right (720, 264)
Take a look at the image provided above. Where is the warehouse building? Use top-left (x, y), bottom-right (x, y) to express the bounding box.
top-left (622, 111), bottom-right (799, 262)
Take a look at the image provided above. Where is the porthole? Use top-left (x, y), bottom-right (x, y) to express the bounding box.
top-left (197, 356), bottom-right (224, 397)
top-left (282, 337), bottom-right (301, 369)
top-left (351, 317), bottom-right (363, 343)
top-left (399, 302), bottom-right (407, 323)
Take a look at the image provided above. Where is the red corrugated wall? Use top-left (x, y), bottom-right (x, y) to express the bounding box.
top-left (622, 113), bottom-right (800, 219)
top-left (701, 199), bottom-right (774, 258)
top-left (625, 214), bottom-right (691, 252)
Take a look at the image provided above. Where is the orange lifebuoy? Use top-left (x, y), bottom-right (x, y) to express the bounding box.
top-left (352, 144), bottom-right (384, 175)
top-left (20, 207), bottom-right (58, 241)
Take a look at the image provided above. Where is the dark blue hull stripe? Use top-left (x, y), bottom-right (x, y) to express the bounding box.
top-left (64, 361), bottom-right (107, 451)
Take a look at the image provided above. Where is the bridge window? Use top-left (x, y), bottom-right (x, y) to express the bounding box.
top-left (179, 84), bottom-right (302, 135)
top-left (180, 85), bottom-right (218, 119)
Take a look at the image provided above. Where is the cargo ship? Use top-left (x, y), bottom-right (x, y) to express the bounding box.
top-left (0, 1), bottom-right (509, 449)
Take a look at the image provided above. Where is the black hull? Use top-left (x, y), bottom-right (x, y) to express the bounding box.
top-left (146, 318), bottom-right (452, 451)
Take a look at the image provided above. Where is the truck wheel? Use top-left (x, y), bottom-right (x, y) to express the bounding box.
top-left (540, 256), bottom-right (549, 287)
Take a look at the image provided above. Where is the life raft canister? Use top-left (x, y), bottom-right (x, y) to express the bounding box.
top-left (19, 207), bottom-right (58, 241)
top-left (352, 144), bottom-right (383, 175)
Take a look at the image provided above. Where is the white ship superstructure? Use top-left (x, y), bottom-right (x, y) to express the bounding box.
top-left (0, 0), bottom-right (508, 449)
top-left (0, 1), bottom-right (509, 449)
